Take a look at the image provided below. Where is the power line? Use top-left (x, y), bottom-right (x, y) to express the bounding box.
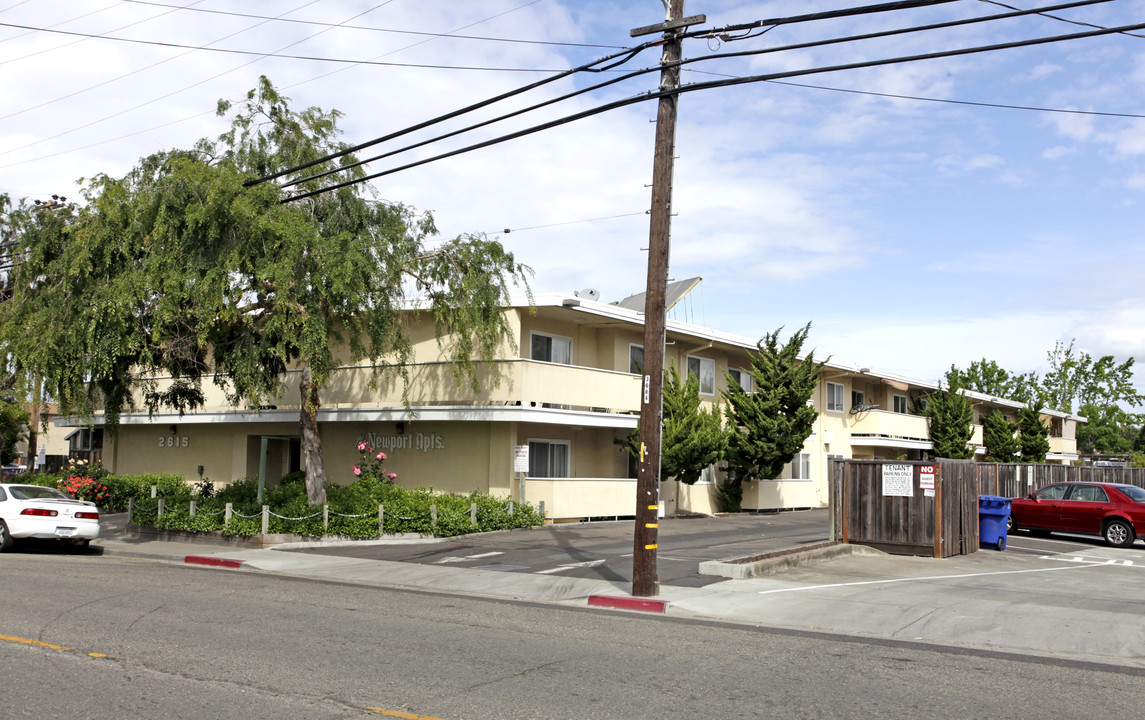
top-left (0, 19), bottom-right (575, 73)
top-left (978, 0), bottom-right (1145, 39)
top-left (686, 72), bottom-right (1145, 119)
top-left (248, 42), bottom-right (658, 187)
top-left (277, 0), bottom-right (1114, 190)
top-left (280, 18), bottom-right (1145, 203)
top-left (0, 0), bottom-right (325, 122)
top-left (490, 211), bottom-right (648, 235)
top-left (120, 0), bottom-right (626, 50)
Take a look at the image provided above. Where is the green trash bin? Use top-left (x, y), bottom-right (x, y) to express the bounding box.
top-left (979, 495), bottom-right (1011, 551)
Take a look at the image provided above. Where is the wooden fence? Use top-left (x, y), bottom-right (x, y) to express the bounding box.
top-left (977, 464), bottom-right (1145, 499)
top-left (833, 460), bottom-right (1145, 558)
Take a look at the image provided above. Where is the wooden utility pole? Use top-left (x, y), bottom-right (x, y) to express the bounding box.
top-left (630, 0), bottom-right (703, 597)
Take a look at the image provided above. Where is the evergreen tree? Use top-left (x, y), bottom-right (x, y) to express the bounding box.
top-left (925, 376), bottom-right (975, 459)
top-left (982, 409), bottom-right (1019, 462)
top-left (619, 365), bottom-right (727, 485)
top-left (1134, 425), bottom-right (1145, 453)
top-left (723, 323), bottom-right (826, 483)
top-left (1018, 403), bottom-right (1050, 463)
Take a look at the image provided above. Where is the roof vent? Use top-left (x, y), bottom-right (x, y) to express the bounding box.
top-left (573, 288), bottom-right (600, 302)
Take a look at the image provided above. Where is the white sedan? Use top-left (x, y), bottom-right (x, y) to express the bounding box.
top-left (0, 483), bottom-right (101, 551)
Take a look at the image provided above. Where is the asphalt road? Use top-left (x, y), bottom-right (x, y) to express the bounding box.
top-left (286, 509), bottom-right (833, 586)
top-left (4, 552), bottom-right (1144, 720)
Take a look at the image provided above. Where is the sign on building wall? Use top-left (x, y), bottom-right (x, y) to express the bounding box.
top-left (513, 444), bottom-right (529, 473)
top-left (882, 464), bottom-right (913, 497)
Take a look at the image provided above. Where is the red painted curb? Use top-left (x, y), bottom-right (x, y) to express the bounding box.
top-left (587, 595), bottom-right (668, 613)
top-left (185, 555), bottom-right (244, 569)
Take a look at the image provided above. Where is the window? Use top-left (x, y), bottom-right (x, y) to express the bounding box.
top-left (686, 355), bottom-right (716, 396)
top-left (728, 368), bottom-right (753, 393)
top-left (698, 465), bottom-right (716, 485)
top-left (1034, 484), bottom-right (1068, 501)
top-left (629, 344), bottom-right (644, 374)
top-left (826, 382), bottom-right (844, 412)
top-left (528, 440), bottom-right (569, 478)
top-left (893, 395), bottom-right (908, 414)
top-left (1067, 485), bottom-right (1109, 503)
top-left (531, 332), bottom-right (571, 364)
top-left (851, 390), bottom-right (865, 409)
top-left (788, 453), bottom-right (811, 480)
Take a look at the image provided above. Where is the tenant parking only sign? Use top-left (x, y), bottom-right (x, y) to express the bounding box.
top-left (882, 464), bottom-right (914, 497)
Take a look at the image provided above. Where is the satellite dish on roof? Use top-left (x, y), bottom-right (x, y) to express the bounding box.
top-left (573, 288), bottom-right (600, 302)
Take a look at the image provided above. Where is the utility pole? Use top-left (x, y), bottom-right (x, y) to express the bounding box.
top-left (630, 0), bottom-right (704, 597)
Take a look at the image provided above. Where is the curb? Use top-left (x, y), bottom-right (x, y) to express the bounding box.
top-left (587, 595), bottom-right (668, 613)
top-left (185, 555), bottom-right (245, 569)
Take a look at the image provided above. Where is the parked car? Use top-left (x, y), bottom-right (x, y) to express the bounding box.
top-left (0, 483), bottom-right (101, 551)
top-left (1009, 482), bottom-right (1145, 548)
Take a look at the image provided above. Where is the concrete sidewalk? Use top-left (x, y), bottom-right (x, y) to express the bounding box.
top-left (92, 514), bottom-right (1145, 669)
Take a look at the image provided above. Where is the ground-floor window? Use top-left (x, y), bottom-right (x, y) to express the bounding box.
top-left (529, 440), bottom-right (569, 478)
top-left (788, 452), bottom-right (812, 480)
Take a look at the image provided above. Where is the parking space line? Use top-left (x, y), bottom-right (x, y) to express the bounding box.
top-left (757, 562), bottom-right (1106, 595)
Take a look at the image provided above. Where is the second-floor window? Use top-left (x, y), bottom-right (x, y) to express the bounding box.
top-left (531, 332), bottom-right (571, 364)
top-left (728, 368), bottom-right (753, 393)
top-left (851, 390), bottom-right (865, 409)
top-left (686, 355), bottom-right (716, 396)
top-left (629, 344), bottom-right (644, 374)
top-left (826, 382), bottom-right (844, 412)
top-left (893, 395), bottom-right (908, 414)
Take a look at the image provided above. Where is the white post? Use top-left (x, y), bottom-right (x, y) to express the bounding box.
top-left (430, 504), bottom-right (437, 529)
top-left (225, 502), bottom-right (233, 524)
top-left (261, 505), bottom-right (269, 535)
top-left (151, 485), bottom-right (157, 499)
top-left (470, 502), bottom-right (477, 525)
top-left (378, 504), bottom-right (384, 537)
top-left (189, 500), bottom-right (197, 517)
top-left (323, 504), bottom-right (329, 533)
top-left (157, 498), bottom-right (165, 518)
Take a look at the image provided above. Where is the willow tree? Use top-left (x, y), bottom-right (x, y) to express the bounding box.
top-left (0, 77), bottom-right (530, 503)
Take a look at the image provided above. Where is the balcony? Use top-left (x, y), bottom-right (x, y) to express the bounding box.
top-left (847, 410), bottom-right (930, 445)
top-left (130, 360), bottom-right (643, 416)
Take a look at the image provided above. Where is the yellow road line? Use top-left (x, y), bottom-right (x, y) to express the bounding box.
top-left (366, 709), bottom-right (450, 720)
top-left (0, 633), bottom-right (72, 651)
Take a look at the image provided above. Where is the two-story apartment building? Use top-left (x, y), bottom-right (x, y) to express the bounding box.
top-left (62, 292), bottom-right (1082, 521)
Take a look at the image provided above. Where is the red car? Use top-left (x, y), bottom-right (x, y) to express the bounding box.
top-left (1009, 482), bottom-right (1145, 548)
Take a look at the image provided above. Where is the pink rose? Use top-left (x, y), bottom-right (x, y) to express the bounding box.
top-left (357, 442), bottom-right (367, 451)
top-left (388, 473), bottom-right (397, 480)
top-left (376, 452), bottom-right (386, 461)
top-left (353, 466), bottom-right (361, 476)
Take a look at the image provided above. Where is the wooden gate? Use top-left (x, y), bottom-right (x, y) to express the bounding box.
top-left (831, 459), bottom-right (979, 558)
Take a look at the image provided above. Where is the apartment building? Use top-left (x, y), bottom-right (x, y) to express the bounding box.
top-left (63, 292), bottom-right (1082, 521)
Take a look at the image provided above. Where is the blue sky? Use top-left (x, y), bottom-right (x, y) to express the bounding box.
top-left (2, 0), bottom-right (1144, 392)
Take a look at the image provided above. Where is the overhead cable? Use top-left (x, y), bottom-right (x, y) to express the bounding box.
top-left (278, 0), bottom-right (1113, 190)
top-left (281, 18), bottom-right (1145, 203)
top-left (120, 0), bottom-right (626, 50)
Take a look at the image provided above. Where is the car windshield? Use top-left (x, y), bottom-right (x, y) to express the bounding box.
top-left (9, 485), bottom-right (71, 501)
top-left (1118, 485), bottom-right (1145, 503)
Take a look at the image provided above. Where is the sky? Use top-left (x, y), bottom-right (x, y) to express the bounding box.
top-left (2, 0), bottom-right (1144, 398)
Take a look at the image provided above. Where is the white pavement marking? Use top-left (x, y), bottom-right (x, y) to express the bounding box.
top-left (536, 559), bottom-right (606, 575)
top-left (433, 551), bottom-right (503, 564)
top-left (757, 562), bottom-right (1107, 595)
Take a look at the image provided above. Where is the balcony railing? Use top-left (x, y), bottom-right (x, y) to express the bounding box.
top-left (128, 360), bottom-right (643, 415)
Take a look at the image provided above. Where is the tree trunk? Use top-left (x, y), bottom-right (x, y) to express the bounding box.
top-left (299, 367), bottom-right (327, 505)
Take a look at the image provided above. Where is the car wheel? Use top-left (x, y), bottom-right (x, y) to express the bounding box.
top-left (0, 521), bottom-right (13, 552)
top-left (1006, 515), bottom-right (1015, 533)
top-left (1103, 519), bottom-right (1135, 549)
